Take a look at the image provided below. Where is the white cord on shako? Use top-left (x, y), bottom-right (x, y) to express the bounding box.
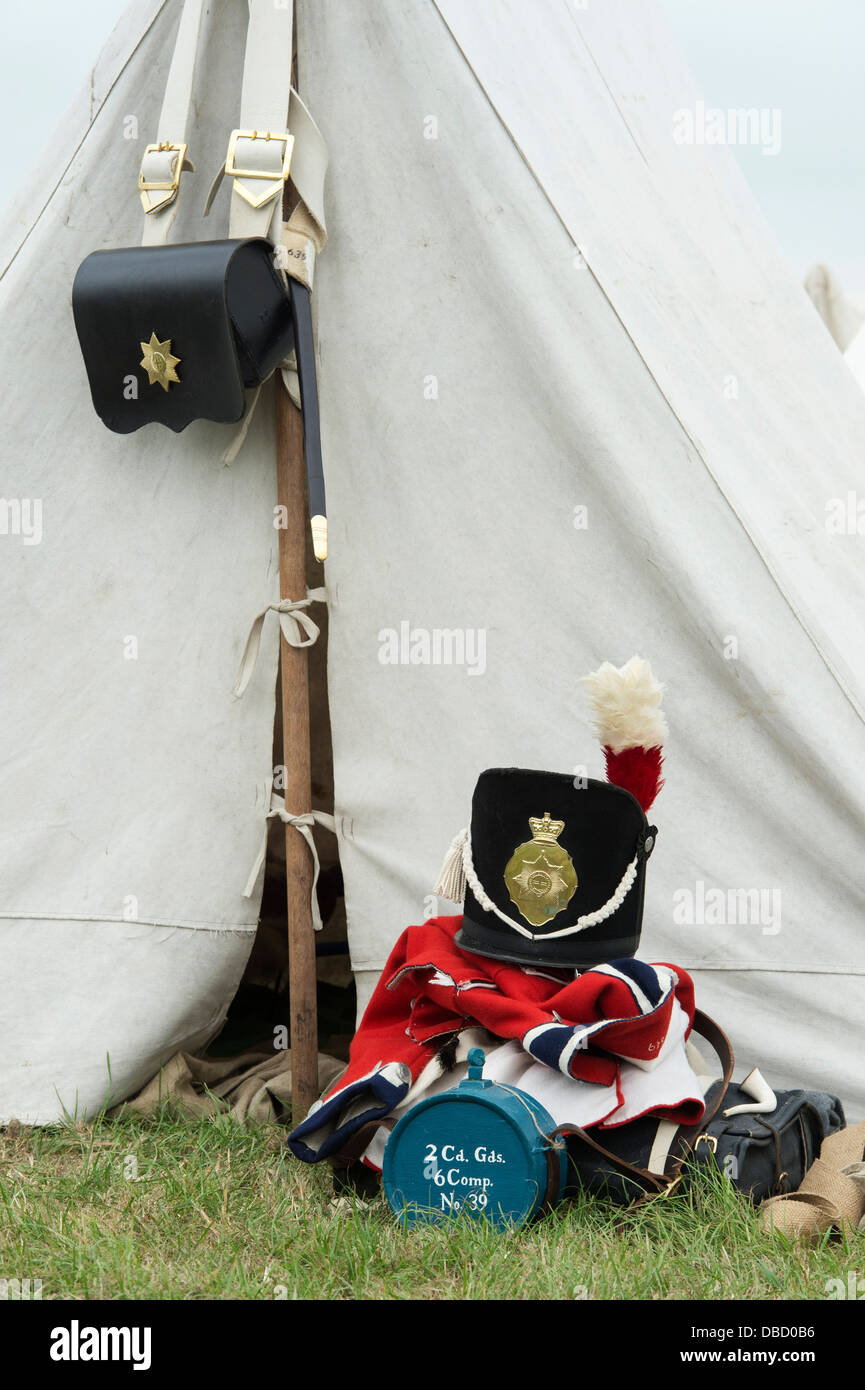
top-left (434, 827), bottom-right (638, 941)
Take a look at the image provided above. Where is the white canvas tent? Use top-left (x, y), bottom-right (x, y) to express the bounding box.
top-left (3, 0), bottom-right (865, 1126)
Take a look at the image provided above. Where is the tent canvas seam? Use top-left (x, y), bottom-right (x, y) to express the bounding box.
top-left (350, 958), bottom-right (861, 977)
top-left (0, 912), bottom-right (257, 933)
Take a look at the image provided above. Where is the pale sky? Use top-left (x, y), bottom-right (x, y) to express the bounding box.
top-left (661, 0), bottom-right (865, 293)
top-left (2, 0), bottom-right (863, 292)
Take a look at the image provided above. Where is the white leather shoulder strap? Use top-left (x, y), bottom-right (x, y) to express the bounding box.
top-left (139, 0), bottom-right (328, 278)
top-left (201, 0), bottom-right (328, 282)
top-left (283, 89), bottom-right (328, 248)
top-left (227, 0), bottom-right (296, 241)
top-left (139, 0), bottom-right (204, 245)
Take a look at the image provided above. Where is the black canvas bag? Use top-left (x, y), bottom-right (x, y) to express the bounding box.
top-left (556, 1013), bottom-right (845, 1206)
top-left (685, 1083), bottom-right (845, 1202)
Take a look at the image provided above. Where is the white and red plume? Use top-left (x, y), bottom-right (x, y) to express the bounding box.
top-left (581, 656), bottom-right (667, 813)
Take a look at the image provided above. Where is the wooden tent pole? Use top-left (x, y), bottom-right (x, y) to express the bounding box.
top-left (275, 380), bottom-right (319, 1121)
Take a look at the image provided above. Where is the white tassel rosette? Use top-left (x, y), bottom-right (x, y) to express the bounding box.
top-left (433, 828), bottom-right (469, 904)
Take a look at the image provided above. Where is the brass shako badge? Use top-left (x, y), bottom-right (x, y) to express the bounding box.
top-left (504, 811), bottom-right (578, 927)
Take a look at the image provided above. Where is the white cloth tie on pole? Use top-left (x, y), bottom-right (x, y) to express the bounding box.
top-left (233, 587), bottom-right (327, 698)
top-left (243, 790), bottom-right (336, 929)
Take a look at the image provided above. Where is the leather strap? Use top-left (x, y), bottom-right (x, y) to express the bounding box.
top-left (286, 279), bottom-right (326, 523)
top-left (662, 1010), bottom-right (735, 1180)
top-left (228, 0), bottom-right (295, 242)
top-left (543, 1141), bottom-right (565, 1211)
top-left (282, 92), bottom-right (328, 252)
top-left (553, 1121), bottom-right (668, 1199)
top-left (141, 0), bottom-right (328, 263)
top-left (198, 2), bottom-right (328, 301)
top-left (139, 0), bottom-right (204, 242)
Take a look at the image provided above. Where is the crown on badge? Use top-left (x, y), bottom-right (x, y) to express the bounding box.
top-left (528, 812), bottom-right (565, 844)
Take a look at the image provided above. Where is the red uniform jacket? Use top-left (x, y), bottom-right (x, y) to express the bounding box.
top-left (288, 915), bottom-right (701, 1163)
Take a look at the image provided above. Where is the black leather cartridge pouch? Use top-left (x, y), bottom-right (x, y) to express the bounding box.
top-left (72, 238), bottom-right (294, 434)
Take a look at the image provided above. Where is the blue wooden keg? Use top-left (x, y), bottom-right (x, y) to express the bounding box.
top-left (383, 1048), bottom-right (566, 1230)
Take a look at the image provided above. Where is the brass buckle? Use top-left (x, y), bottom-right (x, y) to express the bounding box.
top-left (225, 129), bottom-right (294, 208)
top-left (696, 1133), bottom-right (718, 1154)
top-left (138, 141), bottom-right (189, 201)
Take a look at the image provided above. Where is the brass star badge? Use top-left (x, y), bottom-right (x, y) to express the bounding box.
top-left (139, 332), bottom-right (181, 391)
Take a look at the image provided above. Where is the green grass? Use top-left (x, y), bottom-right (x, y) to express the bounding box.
top-left (0, 1109), bottom-right (861, 1300)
